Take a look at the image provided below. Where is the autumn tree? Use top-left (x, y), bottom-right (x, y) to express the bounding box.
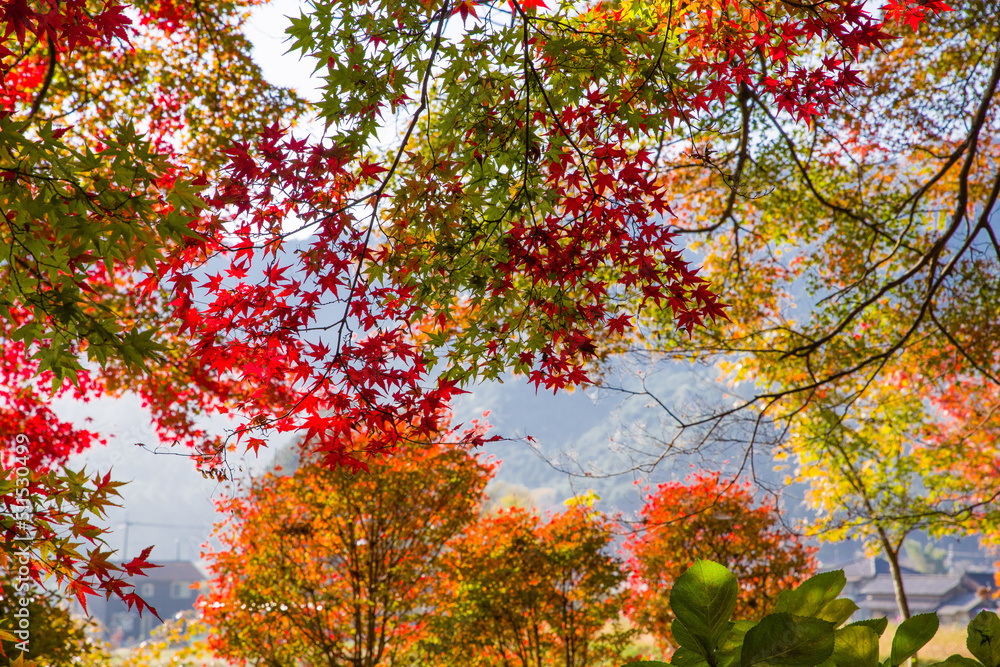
top-left (200, 420), bottom-right (495, 667)
top-left (0, 448), bottom-right (160, 622)
top-left (784, 389), bottom-right (1000, 621)
top-left (1, 0), bottom-right (302, 454)
top-left (588, 0), bottom-right (1000, 585)
top-left (426, 496), bottom-right (633, 667)
top-left (624, 470), bottom-right (816, 655)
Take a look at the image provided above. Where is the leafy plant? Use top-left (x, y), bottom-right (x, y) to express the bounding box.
top-left (151, 0), bottom-right (927, 473)
top-left (1, 0), bottom-right (302, 613)
top-left (0, 0), bottom-right (951, 626)
top-left (626, 560), bottom-right (1000, 667)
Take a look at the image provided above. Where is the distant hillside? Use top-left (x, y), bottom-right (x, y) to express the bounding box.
top-left (61, 354), bottom-right (997, 572)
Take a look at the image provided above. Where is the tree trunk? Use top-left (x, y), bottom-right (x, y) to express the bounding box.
top-left (878, 529), bottom-right (911, 621)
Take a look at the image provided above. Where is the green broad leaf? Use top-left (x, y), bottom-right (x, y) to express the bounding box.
top-left (845, 618), bottom-right (890, 637)
top-left (670, 560), bottom-right (740, 658)
top-left (831, 625), bottom-right (880, 667)
top-left (967, 611), bottom-right (1000, 667)
top-left (671, 650), bottom-right (711, 667)
top-left (775, 571), bottom-right (847, 618)
top-left (675, 618), bottom-right (710, 657)
top-left (816, 599), bottom-right (860, 627)
top-left (9, 326), bottom-right (37, 347)
top-left (924, 656), bottom-right (984, 667)
top-left (741, 613), bottom-right (835, 667)
top-left (718, 620), bottom-right (757, 667)
top-left (890, 613), bottom-right (939, 667)
top-left (627, 662), bottom-right (672, 667)
top-left (719, 620), bottom-right (757, 651)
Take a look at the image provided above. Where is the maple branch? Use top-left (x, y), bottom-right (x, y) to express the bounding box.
top-left (522, 9), bottom-right (532, 193)
top-left (748, 91), bottom-right (898, 249)
top-left (372, 8), bottom-right (448, 203)
top-left (521, 42), bottom-right (596, 194)
top-left (807, 404), bottom-right (1000, 525)
top-left (618, 0), bottom-right (676, 112)
top-left (29, 33), bottom-right (57, 119)
top-left (928, 305), bottom-right (1000, 387)
top-left (757, 42), bottom-right (1000, 363)
top-left (587, 238), bottom-right (1000, 504)
top-left (275, 6), bottom-right (451, 439)
top-left (718, 83), bottom-right (753, 224)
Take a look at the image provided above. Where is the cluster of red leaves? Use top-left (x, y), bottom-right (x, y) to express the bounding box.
top-left (148, 124), bottom-right (472, 471)
top-left (0, 54), bottom-right (43, 109)
top-left (0, 0), bottom-right (221, 463)
top-left (0, 0), bottom-right (246, 617)
top-left (0, 0), bottom-right (950, 625)
top-left (883, 0), bottom-right (952, 32)
top-left (0, 245), bottom-right (183, 620)
top-left (624, 470), bottom-right (817, 654)
top-left (508, 98), bottom-right (725, 381)
top-left (405, 86), bottom-right (728, 386)
top-left (202, 461), bottom-right (811, 666)
top-left (139, 0), bottom-right (205, 36)
top-left (0, 0), bottom-right (131, 109)
top-left (0, 247), bottom-right (234, 470)
top-left (583, 0), bottom-right (901, 125)
top-left (0, 0), bottom-right (130, 47)
top-left (155, 95), bottom-right (727, 469)
top-left (0, 332), bottom-right (105, 469)
top-left (144, 0), bottom-right (955, 471)
top-left (0, 463), bottom-right (161, 617)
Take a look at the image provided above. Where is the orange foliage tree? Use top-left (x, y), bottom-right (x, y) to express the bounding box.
top-left (425, 497), bottom-right (633, 667)
top-left (199, 421), bottom-right (495, 667)
top-left (624, 471), bottom-right (816, 654)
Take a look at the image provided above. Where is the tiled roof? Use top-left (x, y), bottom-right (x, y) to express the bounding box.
top-left (859, 574), bottom-right (964, 598)
top-left (962, 571), bottom-right (997, 590)
top-left (861, 599), bottom-right (944, 614)
top-left (936, 591), bottom-right (991, 615)
top-left (826, 557), bottom-right (919, 581)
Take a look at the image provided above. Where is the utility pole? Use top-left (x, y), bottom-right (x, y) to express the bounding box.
top-left (121, 511), bottom-right (130, 562)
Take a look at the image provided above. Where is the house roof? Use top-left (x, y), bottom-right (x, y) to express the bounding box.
top-left (128, 561), bottom-right (205, 582)
top-left (860, 599), bottom-right (944, 614)
top-left (828, 557), bottom-right (920, 581)
top-left (936, 591), bottom-right (994, 616)
top-left (859, 574), bottom-right (965, 598)
top-left (962, 571), bottom-right (997, 590)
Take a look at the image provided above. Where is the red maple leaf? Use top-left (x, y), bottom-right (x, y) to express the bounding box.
top-left (2, 0), bottom-right (36, 45)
